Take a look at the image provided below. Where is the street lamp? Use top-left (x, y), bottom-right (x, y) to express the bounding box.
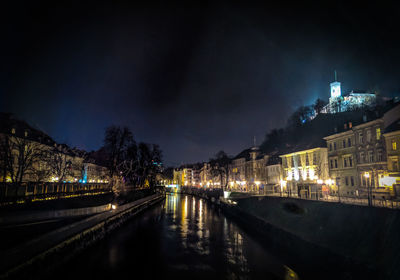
top-left (364, 172), bottom-right (372, 206)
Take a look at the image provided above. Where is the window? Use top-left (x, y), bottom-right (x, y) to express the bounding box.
top-left (376, 128), bottom-right (381, 140)
top-left (24, 131), bottom-right (28, 137)
top-left (377, 150), bottom-right (383, 162)
top-left (344, 158), bottom-right (347, 167)
top-left (394, 160), bottom-right (399, 171)
top-left (330, 160), bottom-right (334, 169)
top-left (351, 176), bottom-right (354, 186)
top-left (360, 152), bottom-right (365, 163)
top-left (313, 153), bottom-right (317, 164)
top-left (348, 138), bottom-right (351, 147)
top-left (334, 159), bottom-right (338, 168)
top-left (368, 150), bottom-right (374, 163)
top-left (349, 157), bottom-right (353, 167)
top-left (345, 177), bottom-right (349, 186)
top-left (359, 133), bottom-right (363, 144)
top-left (329, 143), bottom-right (332, 151)
top-left (366, 130), bottom-right (371, 142)
top-left (306, 154), bottom-right (309, 166)
top-left (11, 128), bottom-right (15, 134)
top-left (336, 177), bottom-right (340, 186)
top-left (342, 139), bottom-right (346, 148)
top-left (334, 142), bottom-right (337, 150)
top-left (349, 122), bottom-right (352, 128)
top-left (393, 140), bottom-right (397, 151)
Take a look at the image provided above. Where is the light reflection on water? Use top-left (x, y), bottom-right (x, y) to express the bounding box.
top-left (162, 193), bottom-right (291, 279)
top-left (48, 193), bottom-right (297, 280)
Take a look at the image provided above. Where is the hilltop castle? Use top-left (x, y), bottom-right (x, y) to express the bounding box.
top-left (321, 72), bottom-right (377, 114)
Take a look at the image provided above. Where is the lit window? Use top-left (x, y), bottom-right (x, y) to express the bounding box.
top-left (393, 140), bottom-right (397, 151)
top-left (376, 128), bottom-right (381, 140)
top-left (11, 128), bottom-right (15, 134)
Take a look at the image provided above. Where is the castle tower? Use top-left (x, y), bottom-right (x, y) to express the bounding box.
top-left (330, 70), bottom-right (341, 98)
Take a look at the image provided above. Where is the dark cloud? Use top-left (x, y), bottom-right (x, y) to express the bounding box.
top-left (1, 1), bottom-right (400, 166)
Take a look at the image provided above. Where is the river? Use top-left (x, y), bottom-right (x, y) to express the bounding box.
top-left (46, 193), bottom-right (298, 279)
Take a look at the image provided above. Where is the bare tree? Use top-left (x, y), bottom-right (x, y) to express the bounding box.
top-left (209, 150), bottom-right (231, 190)
top-left (0, 134), bottom-right (45, 184)
top-left (103, 126), bottom-right (134, 179)
top-left (30, 154), bottom-right (52, 182)
top-left (47, 149), bottom-right (72, 182)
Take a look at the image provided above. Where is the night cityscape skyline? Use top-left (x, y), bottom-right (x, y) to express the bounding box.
top-left (2, 2), bottom-right (400, 279)
top-left (2, 1), bottom-right (400, 165)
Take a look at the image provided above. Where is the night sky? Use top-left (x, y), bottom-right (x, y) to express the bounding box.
top-left (1, 1), bottom-right (400, 166)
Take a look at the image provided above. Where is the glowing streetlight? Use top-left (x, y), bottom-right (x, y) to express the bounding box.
top-left (364, 172), bottom-right (372, 206)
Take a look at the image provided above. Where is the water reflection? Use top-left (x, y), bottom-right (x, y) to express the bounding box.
top-left (48, 193), bottom-right (296, 280)
top-left (162, 193), bottom-right (290, 278)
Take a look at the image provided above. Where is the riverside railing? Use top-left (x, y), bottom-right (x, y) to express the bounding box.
top-left (0, 182), bottom-right (112, 204)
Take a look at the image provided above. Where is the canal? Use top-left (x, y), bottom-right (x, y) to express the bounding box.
top-left (45, 193), bottom-right (298, 279)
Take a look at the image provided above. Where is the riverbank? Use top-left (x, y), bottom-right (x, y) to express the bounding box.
top-left (0, 191), bottom-right (165, 279)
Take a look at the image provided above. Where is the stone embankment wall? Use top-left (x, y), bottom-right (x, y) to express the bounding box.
top-left (234, 196), bottom-right (400, 279)
top-left (1, 193), bottom-right (165, 279)
top-left (0, 204), bottom-right (112, 224)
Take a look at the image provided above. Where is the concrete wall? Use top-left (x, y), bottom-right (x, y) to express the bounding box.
top-left (0, 204), bottom-right (112, 224)
top-left (235, 196), bottom-right (400, 278)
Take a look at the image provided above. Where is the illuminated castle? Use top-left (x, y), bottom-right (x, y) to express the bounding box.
top-left (321, 72), bottom-right (376, 114)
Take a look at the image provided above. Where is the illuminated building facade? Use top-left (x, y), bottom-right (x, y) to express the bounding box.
top-left (280, 147), bottom-right (329, 199)
top-left (324, 127), bottom-right (359, 197)
top-left (265, 156), bottom-right (283, 194)
top-left (383, 121), bottom-right (400, 195)
top-left (173, 165), bottom-right (202, 187)
top-left (0, 113), bottom-right (109, 184)
top-left (228, 146), bottom-right (269, 192)
top-left (324, 103), bottom-right (400, 198)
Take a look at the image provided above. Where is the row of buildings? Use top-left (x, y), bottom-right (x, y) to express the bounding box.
top-left (172, 79), bottom-right (400, 200)
top-left (0, 113), bottom-right (109, 184)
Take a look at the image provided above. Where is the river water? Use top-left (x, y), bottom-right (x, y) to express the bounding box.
top-left (47, 193), bottom-right (298, 279)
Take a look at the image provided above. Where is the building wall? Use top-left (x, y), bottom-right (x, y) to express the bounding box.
top-left (353, 119), bottom-right (388, 195)
top-left (383, 130), bottom-right (400, 195)
top-left (266, 164), bottom-right (282, 185)
top-left (325, 130), bottom-right (359, 196)
top-left (280, 147), bottom-right (329, 198)
top-left (0, 133), bottom-right (109, 184)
